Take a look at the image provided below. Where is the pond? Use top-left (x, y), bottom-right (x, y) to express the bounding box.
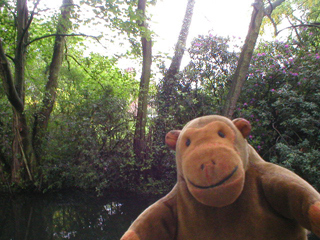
top-left (0, 191), bottom-right (319, 240)
top-left (0, 191), bottom-right (156, 240)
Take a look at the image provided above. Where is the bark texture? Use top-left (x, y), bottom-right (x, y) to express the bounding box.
top-left (222, 0), bottom-right (286, 118)
top-left (156, 0), bottom-right (195, 136)
top-left (0, 0), bottom-right (74, 185)
top-left (134, 0), bottom-right (152, 159)
top-left (33, 0), bottom-right (74, 164)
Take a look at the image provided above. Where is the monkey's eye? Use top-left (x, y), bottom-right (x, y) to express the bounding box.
top-left (218, 131), bottom-right (225, 138)
top-left (186, 139), bottom-right (191, 147)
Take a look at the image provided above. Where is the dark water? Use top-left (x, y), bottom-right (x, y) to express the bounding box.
top-left (0, 191), bottom-right (155, 240)
top-left (0, 191), bottom-right (319, 240)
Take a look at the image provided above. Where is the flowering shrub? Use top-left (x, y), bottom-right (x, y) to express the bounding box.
top-left (236, 29), bottom-right (320, 189)
top-left (157, 30), bottom-right (320, 190)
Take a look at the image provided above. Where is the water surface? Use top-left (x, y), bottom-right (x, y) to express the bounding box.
top-left (0, 191), bottom-right (154, 240)
top-left (0, 191), bottom-right (319, 240)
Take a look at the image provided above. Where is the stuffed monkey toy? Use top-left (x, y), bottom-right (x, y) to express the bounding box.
top-left (121, 115), bottom-right (320, 240)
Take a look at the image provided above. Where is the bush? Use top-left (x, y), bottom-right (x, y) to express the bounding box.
top-left (236, 31), bottom-right (320, 190)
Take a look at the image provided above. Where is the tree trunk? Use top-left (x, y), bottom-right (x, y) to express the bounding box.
top-left (32, 0), bottom-right (74, 166)
top-left (0, 0), bottom-right (74, 186)
top-left (162, 0), bottom-right (195, 96)
top-left (7, 0), bottom-right (32, 183)
top-left (156, 0), bottom-right (195, 133)
top-left (222, 0), bottom-right (286, 118)
top-left (133, 0), bottom-right (152, 159)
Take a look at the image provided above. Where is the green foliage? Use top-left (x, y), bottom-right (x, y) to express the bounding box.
top-left (38, 49), bottom-right (140, 192)
top-left (0, 87), bottom-right (12, 188)
top-left (181, 34), bottom-right (240, 116)
top-left (236, 29), bottom-right (320, 189)
top-left (1, 0), bottom-right (319, 196)
top-left (263, 0), bottom-right (320, 36)
top-left (78, 0), bottom-right (156, 56)
top-left (0, 0), bottom-right (164, 195)
top-left (152, 30), bottom-right (320, 191)
top-left (42, 87), bottom-right (134, 191)
top-left (144, 34), bottom-right (241, 195)
top-left (154, 34), bottom-right (240, 127)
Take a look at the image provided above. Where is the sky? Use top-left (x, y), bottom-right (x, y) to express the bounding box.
top-left (39, 0), bottom-right (254, 70)
top-left (149, 0), bottom-right (253, 68)
top-left (151, 0), bottom-right (253, 52)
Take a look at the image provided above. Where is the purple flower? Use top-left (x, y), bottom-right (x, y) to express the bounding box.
top-left (243, 103), bottom-right (248, 106)
top-left (271, 89), bottom-right (275, 92)
top-left (284, 44), bottom-right (289, 48)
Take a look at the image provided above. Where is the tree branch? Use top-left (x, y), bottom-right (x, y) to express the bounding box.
top-left (23, 0), bottom-right (41, 39)
top-left (0, 39), bottom-right (24, 112)
top-left (168, 0), bottom-right (195, 74)
top-left (266, 0), bottom-right (278, 36)
top-left (26, 33), bottom-right (104, 47)
top-left (33, 0), bottom-right (75, 164)
top-left (278, 23), bottom-right (320, 33)
top-left (17, 0), bottom-right (41, 55)
top-left (287, 17), bottom-right (303, 45)
top-left (66, 54), bottom-right (106, 90)
top-left (222, 0), bottom-right (287, 117)
top-left (265, 0), bottom-right (286, 15)
top-left (222, 0), bottom-right (265, 118)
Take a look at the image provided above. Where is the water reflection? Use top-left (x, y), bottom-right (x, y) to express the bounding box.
top-left (0, 192), bottom-right (319, 240)
top-left (0, 191), bottom-right (154, 240)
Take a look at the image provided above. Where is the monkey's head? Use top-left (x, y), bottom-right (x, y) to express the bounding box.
top-left (165, 115), bottom-right (251, 207)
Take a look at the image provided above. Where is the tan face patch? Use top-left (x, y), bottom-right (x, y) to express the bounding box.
top-left (177, 121), bottom-right (245, 207)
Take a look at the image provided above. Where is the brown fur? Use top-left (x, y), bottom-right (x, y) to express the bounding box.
top-left (121, 115), bottom-right (320, 240)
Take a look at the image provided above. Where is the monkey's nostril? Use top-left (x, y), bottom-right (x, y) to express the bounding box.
top-left (201, 164), bottom-right (205, 170)
top-left (211, 160), bottom-right (216, 165)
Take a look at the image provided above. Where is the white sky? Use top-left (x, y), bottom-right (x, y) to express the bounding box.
top-left (149, 0), bottom-right (253, 68)
top-left (38, 0), bottom-right (254, 71)
top-left (151, 0), bottom-right (253, 51)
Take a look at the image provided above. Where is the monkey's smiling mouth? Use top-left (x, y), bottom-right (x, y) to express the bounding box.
top-left (188, 166), bottom-right (238, 189)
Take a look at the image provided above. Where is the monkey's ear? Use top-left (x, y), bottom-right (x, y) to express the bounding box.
top-left (165, 130), bottom-right (181, 151)
top-left (233, 118), bottom-right (251, 138)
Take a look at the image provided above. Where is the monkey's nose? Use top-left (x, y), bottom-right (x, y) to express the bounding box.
top-left (200, 160), bottom-right (216, 171)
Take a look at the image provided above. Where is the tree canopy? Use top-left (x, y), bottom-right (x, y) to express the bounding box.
top-left (0, 0), bottom-right (319, 194)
